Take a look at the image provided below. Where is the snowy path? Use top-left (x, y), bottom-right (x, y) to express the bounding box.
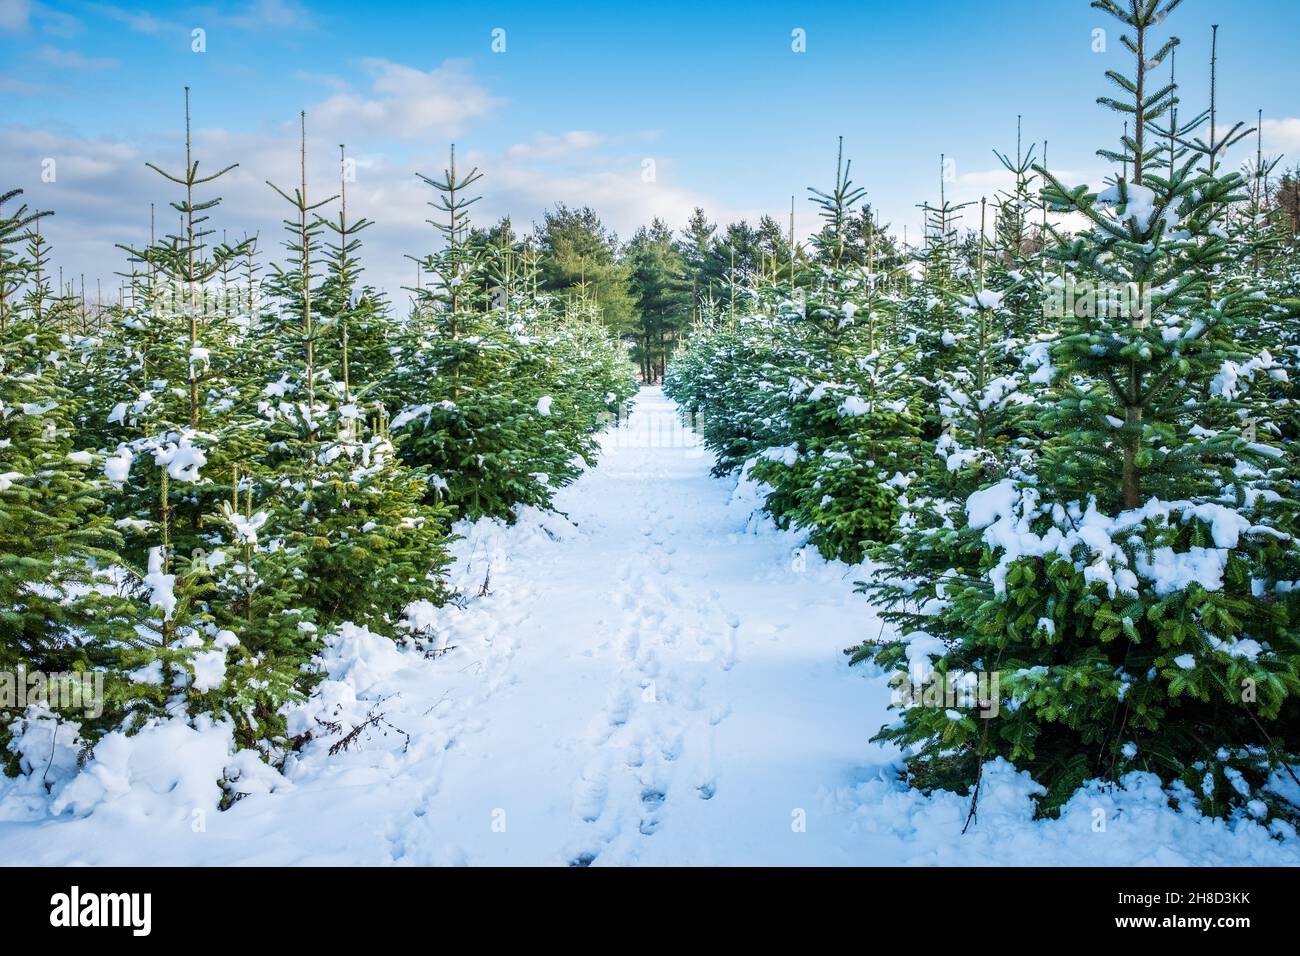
top-left (360, 384), bottom-right (899, 866)
top-left (2, 387), bottom-right (1297, 866)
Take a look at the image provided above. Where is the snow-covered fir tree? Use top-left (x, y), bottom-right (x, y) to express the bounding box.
top-left (866, 0), bottom-right (1300, 821)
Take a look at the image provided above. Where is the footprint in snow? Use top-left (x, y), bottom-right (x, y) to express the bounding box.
top-left (573, 765), bottom-right (609, 823)
top-left (638, 789), bottom-right (667, 836)
top-left (624, 735), bottom-right (646, 768)
top-left (604, 687), bottom-right (632, 727)
top-left (659, 730), bottom-right (684, 762)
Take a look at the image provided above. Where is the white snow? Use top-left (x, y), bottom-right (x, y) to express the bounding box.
top-left (1210, 351), bottom-right (1280, 401)
top-left (1022, 341), bottom-right (1055, 385)
top-left (227, 510), bottom-right (269, 546)
top-left (263, 374), bottom-right (292, 398)
top-left (0, 388), bottom-right (1295, 866)
top-left (758, 445), bottom-right (798, 466)
top-left (839, 395), bottom-right (871, 416)
top-left (965, 479), bottom-right (1279, 599)
top-left (128, 661), bottom-right (163, 686)
top-left (103, 447), bottom-right (133, 486)
top-left (153, 437), bottom-right (207, 484)
top-left (189, 650), bottom-right (228, 693)
top-left (536, 395), bottom-right (553, 417)
top-left (142, 547), bottom-right (176, 621)
top-left (964, 289), bottom-right (1004, 310)
top-left (50, 718), bottom-right (233, 819)
top-left (390, 403), bottom-right (432, 431)
top-left (1096, 182), bottom-right (1180, 234)
top-left (1209, 636), bottom-right (1263, 661)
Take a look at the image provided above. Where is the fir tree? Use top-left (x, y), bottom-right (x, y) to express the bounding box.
top-left (0, 190), bottom-right (114, 696)
top-left (863, 0), bottom-right (1300, 822)
top-left (264, 115), bottom-right (454, 632)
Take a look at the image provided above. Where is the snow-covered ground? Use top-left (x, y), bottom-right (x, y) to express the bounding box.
top-left (1, 387), bottom-right (1297, 865)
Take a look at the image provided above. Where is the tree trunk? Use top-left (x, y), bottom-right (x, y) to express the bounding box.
top-left (1122, 404), bottom-right (1142, 510)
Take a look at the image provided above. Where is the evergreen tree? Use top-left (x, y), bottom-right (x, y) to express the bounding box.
top-left (670, 142), bottom-right (923, 562)
top-left (533, 205), bottom-right (636, 335)
top-left (864, 0), bottom-right (1300, 821)
top-left (625, 218), bottom-right (691, 382)
top-left (316, 145), bottom-right (394, 392)
top-left (388, 148), bottom-right (603, 520)
top-left (264, 115), bottom-right (454, 632)
top-left (0, 191), bottom-right (114, 696)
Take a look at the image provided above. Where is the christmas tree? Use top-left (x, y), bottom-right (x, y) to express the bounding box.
top-left (864, 0), bottom-right (1300, 821)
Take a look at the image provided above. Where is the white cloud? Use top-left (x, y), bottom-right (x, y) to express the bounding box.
top-left (0, 74), bottom-right (50, 93)
top-left (206, 0), bottom-right (313, 32)
top-left (507, 131), bottom-right (605, 161)
top-left (0, 0), bottom-right (30, 31)
top-left (84, 3), bottom-right (172, 34)
top-left (877, 159), bottom-right (1105, 252)
top-left (292, 69), bottom-right (349, 91)
top-left (486, 156), bottom-right (737, 237)
top-left (312, 58), bottom-right (503, 141)
top-left (2, 0), bottom-right (78, 35)
top-left (37, 45), bottom-right (117, 70)
top-left (91, 1), bottom-right (310, 36)
top-left (1261, 117), bottom-right (1300, 157)
top-left (0, 52), bottom-right (763, 310)
top-left (0, 124), bottom-right (757, 313)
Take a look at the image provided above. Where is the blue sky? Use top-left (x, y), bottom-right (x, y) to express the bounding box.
top-left (2, 0), bottom-right (1297, 302)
